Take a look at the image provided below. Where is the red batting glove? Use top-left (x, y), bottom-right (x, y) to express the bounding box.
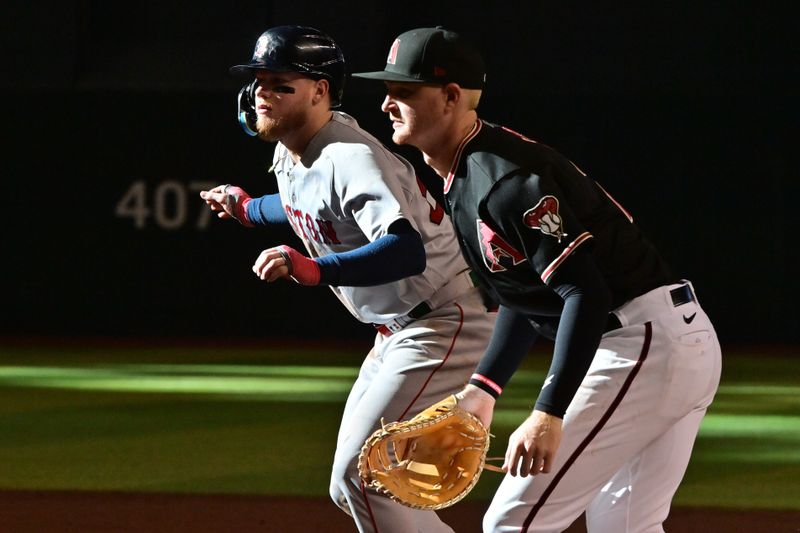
top-left (223, 185), bottom-right (254, 227)
top-left (278, 245), bottom-right (321, 286)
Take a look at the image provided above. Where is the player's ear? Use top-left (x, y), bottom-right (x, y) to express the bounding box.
top-left (312, 78), bottom-right (330, 105)
top-left (443, 83), bottom-right (462, 109)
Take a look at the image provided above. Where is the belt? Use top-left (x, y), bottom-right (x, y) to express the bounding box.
top-left (374, 301), bottom-right (433, 336)
top-left (373, 271), bottom-right (479, 336)
top-left (669, 283), bottom-right (694, 307)
top-left (605, 283), bottom-right (695, 333)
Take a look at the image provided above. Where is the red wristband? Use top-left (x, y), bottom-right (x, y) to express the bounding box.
top-left (279, 245), bottom-right (321, 286)
top-left (240, 197), bottom-right (252, 225)
top-left (223, 185), bottom-right (254, 227)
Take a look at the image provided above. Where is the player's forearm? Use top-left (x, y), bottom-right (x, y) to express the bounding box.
top-left (315, 219), bottom-right (425, 286)
top-left (246, 194), bottom-right (290, 226)
top-left (468, 306), bottom-right (539, 397)
top-left (535, 255), bottom-right (612, 417)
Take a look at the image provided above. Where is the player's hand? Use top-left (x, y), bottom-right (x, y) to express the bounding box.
top-left (199, 184), bottom-right (254, 227)
top-left (455, 384), bottom-right (496, 429)
top-left (504, 410), bottom-right (562, 477)
top-left (253, 245), bottom-right (321, 286)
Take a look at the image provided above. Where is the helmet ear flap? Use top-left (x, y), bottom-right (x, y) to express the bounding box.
top-left (237, 80), bottom-right (258, 137)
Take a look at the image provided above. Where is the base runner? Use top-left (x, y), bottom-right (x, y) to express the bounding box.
top-left (200, 25), bottom-right (495, 533)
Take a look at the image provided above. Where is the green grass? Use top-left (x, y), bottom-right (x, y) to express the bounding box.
top-left (670, 353), bottom-right (800, 509)
top-left (0, 344), bottom-right (798, 509)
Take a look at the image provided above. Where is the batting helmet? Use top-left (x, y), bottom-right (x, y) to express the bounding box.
top-left (230, 25), bottom-right (346, 107)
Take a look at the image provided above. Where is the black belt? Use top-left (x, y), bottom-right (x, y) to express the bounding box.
top-left (373, 271), bottom-right (481, 336)
top-left (408, 301), bottom-right (433, 319)
top-left (373, 301), bottom-right (433, 336)
top-left (605, 283), bottom-right (695, 333)
top-left (669, 283), bottom-right (694, 307)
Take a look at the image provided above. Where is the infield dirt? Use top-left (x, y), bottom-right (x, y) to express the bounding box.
top-left (1, 491), bottom-right (798, 532)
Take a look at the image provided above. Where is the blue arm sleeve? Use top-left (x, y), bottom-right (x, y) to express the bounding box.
top-left (246, 194), bottom-right (290, 226)
top-left (315, 219), bottom-right (426, 287)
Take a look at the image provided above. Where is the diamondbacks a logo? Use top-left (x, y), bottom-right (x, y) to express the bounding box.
top-left (387, 39), bottom-right (400, 64)
top-left (523, 196), bottom-right (567, 242)
top-left (477, 219), bottom-right (525, 272)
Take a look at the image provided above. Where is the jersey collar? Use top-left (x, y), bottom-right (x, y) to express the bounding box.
top-left (444, 119), bottom-right (483, 194)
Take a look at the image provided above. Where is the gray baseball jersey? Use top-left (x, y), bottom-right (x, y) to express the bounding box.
top-left (271, 112), bottom-right (470, 324)
top-left (268, 112), bottom-right (496, 531)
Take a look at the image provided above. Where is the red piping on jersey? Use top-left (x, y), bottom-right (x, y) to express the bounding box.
top-left (360, 478), bottom-right (381, 532)
top-left (444, 120), bottom-right (482, 193)
top-left (595, 182), bottom-right (633, 223)
top-left (399, 302), bottom-right (465, 420)
top-left (519, 321), bottom-right (653, 532)
top-left (359, 302), bottom-right (466, 530)
top-left (541, 232), bottom-right (593, 284)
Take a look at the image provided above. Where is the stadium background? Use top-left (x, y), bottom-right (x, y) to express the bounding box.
top-left (2, 1), bottom-right (795, 345)
top-left (2, 2), bottom-right (798, 531)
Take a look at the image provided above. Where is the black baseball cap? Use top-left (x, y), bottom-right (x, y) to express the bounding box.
top-left (352, 27), bottom-right (485, 89)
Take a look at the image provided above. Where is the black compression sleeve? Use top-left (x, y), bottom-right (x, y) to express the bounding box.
top-left (534, 249), bottom-right (612, 417)
top-left (469, 305), bottom-right (539, 397)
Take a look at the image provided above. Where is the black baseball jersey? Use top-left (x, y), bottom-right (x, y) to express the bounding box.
top-left (445, 119), bottom-right (677, 415)
top-left (444, 119), bottom-right (674, 314)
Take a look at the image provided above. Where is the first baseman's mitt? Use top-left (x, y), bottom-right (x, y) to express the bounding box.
top-left (358, 395), bottom-right (500, 510)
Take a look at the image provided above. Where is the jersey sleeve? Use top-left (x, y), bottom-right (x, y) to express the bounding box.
top-left (482, 169), bottom-right (612, 418)
top-left (482, 169), bottom-right (593, 285)
top-left (332, 144), bottom-right (414, 243)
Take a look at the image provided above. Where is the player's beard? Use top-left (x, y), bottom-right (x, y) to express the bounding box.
top-left (256, 109), bottom-right (305, 143)
top-left (256, 115), bottom-right (286, 142)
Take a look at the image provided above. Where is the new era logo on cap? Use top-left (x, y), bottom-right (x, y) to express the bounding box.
top-left (352, 27), bottom-right (485, 89)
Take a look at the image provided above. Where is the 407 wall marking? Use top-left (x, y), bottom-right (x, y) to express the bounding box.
top-left (115, 180), bottom-right (217, 230)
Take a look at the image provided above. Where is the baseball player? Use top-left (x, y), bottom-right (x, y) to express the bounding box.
top-left (354, 27), bottom-right (722, 532)
top-left (200, 26), bottom-right (495, 532)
